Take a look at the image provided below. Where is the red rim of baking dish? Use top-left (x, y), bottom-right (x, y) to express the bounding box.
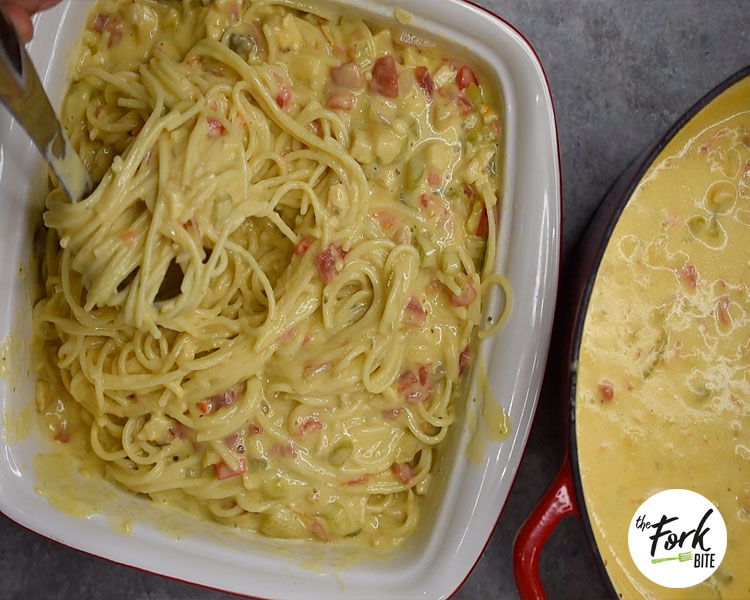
top-left (513, 62), bottom-right (750, 600)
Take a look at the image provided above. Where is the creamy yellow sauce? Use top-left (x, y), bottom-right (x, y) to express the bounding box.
top-left (31, 0), bottom-right (506, 548)
top-left (577, 75), bottom-right (750, 599)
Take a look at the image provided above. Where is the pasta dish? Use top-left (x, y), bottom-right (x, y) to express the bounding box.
top-left (32, 0), bottom-right (505, 546)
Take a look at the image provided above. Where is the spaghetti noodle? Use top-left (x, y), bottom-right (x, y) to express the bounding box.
top-left (32, 0), bottom-right (505, 546)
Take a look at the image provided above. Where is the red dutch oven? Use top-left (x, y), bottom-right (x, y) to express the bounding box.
top-left (511, 63), bottom-right (750, 600)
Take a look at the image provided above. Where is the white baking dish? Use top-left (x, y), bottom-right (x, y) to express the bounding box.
top-left (0, 1), bottom-right (560, 598)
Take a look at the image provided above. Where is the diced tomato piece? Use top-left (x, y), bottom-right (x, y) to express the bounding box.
top-left (296, 238), bottom-right (311, 256)
top-left (476, 205), bottom-right (489, 238)
top-left (344, 475), bottom-right (369, 486)
top-left (330, 61), bottom-right (363, 89)
top-left (273, 442), bottom-right (297, 457)
top-left (404, 296), bottom-right (426, 327)
top-left (215, 457), bottom-right (247, 480)
top-left (315, 243), bottom-right (346, 283)
top-left (197, 388), bottom-right (236, 415)
top-left (91, 13), bottom-right (111, 32)
top-left (223, 430), bottom-right (244, 450)
top-left (450, 278), bottom-right (477, 307)
top-left (414, 66), bottom-right (434, 100)
top-left (304, 361), bottom-right (332, 378)
top-left (420, 192), bottom-right (439, 215)
top-left (309, 119), bottom-right (322, 137)
top-left (455, 95), bottom-right (473, 115)
top-left (374, 210), bottom-right (398, 230)
top-left (391, 462), bottom-right (413, 484)
top-left (459, 346), bottom-right (472, 374)
top-left (107, 19), bottom-right (123, 47)
top-left (207, 117), bottom-right (226, 137)
top-left (681, 263), bottom-right (698, 289)
top-left (397, 370), bottom-right (418, 392)
top-left (276, 85), bottom-right (293, 110)
top-left (335, 43), bottom-right (348, 58)
top-left (369, 55), bottom-right (399, 98)
top-left (456, 65), bottom-right (479, 91)
top-left (427, 169), bottom-right (441, 188)
top-left (396, 366), bottom-right (432, 403)
top-left (326, 91), bottom-right (355, 111)
top-left (309, 520), bottom-right (331, 542)
top-left (717, 296), bottom-right (731, 326)
top-left (280, 327), bottom-right (297, 343)
top-left (597, 381), bottom-right (614, 403)
top-left (297, 416), bottom-right (323, 439)
top-left (54, 425), bottom-right (70, 443)
top-left (382, 407), bottom-right (401, 419)
top-left (91, 14), bottom-right (123, 47)
top-left (168, 424), bottom-right (186, 439)
top-left (121, 229), bottom-right (139, 246)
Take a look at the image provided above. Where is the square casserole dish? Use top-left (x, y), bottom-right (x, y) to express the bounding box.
top-left (0, 1), bottom-right (560, 598)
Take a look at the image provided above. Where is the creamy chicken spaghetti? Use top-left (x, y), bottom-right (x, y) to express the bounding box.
top-left (32, 0), bottom-right (506, 546)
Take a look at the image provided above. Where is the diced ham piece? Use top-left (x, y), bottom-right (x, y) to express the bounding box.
top-left (215, 457), bottom-right (247, 480)
top-left (249, 423), bottom-right (262, 435)
top-left (276, 85), bottom-right (293, 110)
top-left (404, 296), bottom-right (426, 327)
top-left (326, 91), bottom-right (355, 111)
top-left (330, 61), bottom-right (363, 89)
top-left (450, 278), bottom-right (477, 307)
top-left (370, 56), bottom-right (399, 98)
top-left (414, 66), bottom-right (434, 100)
top-left (456, 65), bottom-right (479, 91)
top-left (476, 205), bottom-right (489, 238)
top-left (459, 346), bottom-right (472, 374)
top-left (315, 243), bottom-right (346, 283)
top-left (296, 238), bottom-right (311, 256)
top-left (297, 416), bottom-right (323, 439)
top-left (391, 462), bottom-right (413, 484)
top-left (207, 117), bottom-right (226, 138)
top-left (197, 389), bottom-right (236, 415)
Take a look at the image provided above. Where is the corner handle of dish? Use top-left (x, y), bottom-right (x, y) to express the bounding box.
top-left (512, 454), bottom-right (579, 600)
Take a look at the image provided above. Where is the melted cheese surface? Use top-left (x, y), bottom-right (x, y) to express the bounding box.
top-left (577, 75), bottom-right (750, 598)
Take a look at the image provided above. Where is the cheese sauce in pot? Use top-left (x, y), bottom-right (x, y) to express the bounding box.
top-left (576, 75), bottom-right (750, 599)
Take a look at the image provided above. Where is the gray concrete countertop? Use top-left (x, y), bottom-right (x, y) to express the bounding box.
top-left (2, 2), bottom-right (749, 599)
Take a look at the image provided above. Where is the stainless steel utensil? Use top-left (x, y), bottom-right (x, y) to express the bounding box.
top-left (0, 5), bottom-right (92, 201)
